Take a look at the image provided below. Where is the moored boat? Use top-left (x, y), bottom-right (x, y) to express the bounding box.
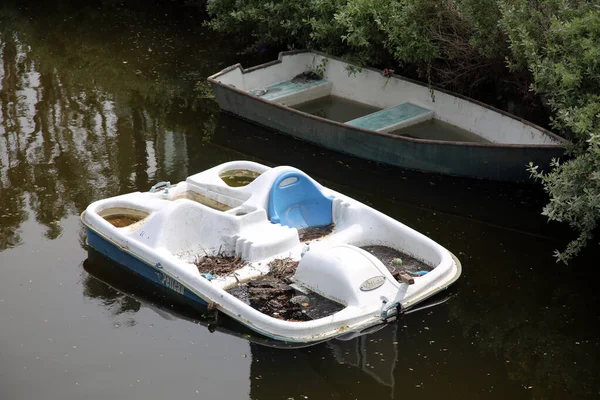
top-left (208, 51), bottom-right (566, 181)
top-left (81, 160), bottom-right (461, 342)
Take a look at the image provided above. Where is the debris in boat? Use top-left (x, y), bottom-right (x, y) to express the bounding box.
top-left (292, 71), bottom-right (322, 83)
top-left (236, 276), bottom-right (310, 321)
top-left (290, 295), bottom-right (311, 306)
top-left (219, 169), bottom-right (261, 187)
top-left (298, 223), bottom-right (334, 242)
top-left (267, 257), bottom-right (299, 281)
top-left (104, 214), bottom-right (144, 228)
top-left (226, 257), bottom-right (343, 321)
top-left (195, 254), bottom-right (245, 276)
top-left (361, 245), bottom-right (432, 276)
top-left (201, 272), bottom-right (217, 281)
top-left (382, 68), bottom-right (395, 78)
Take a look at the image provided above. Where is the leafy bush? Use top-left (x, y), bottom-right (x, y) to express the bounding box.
top-left (501, 0), bottom-right (600, 262)
top-left (206, 0), bottom-right (506, 89)
top-left (206, 0), bottom-right (315, 50)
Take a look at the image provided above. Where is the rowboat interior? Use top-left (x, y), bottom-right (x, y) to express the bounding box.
top-left (214, 51), bottom-right (562, 146)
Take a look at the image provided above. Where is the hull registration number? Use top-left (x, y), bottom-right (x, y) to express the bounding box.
top-left (156, 271), bottom-right (185, 295)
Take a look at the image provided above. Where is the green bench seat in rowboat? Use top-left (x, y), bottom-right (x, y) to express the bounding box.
top-left (248, 78), bottom-right (332, 107)
top-left (346, 102), bottom-right (434, 133)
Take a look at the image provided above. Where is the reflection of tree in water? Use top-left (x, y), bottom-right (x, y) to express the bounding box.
top-left (83, 270), bottom-right (142, 316)
top-left (82, 250), bottom-right (192, 328)
top-left (0, 31), bottom-right (27, 248)
top-left (0, 1), bottom-right (224, 251)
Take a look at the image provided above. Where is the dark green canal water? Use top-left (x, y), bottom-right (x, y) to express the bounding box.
top-left (1, 1), bottom-right (598, 399)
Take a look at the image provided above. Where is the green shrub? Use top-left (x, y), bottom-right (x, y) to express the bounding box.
top-left (501, 1), bottom-right (600, 263)
top-left (206, 0), bottom-right (504, 87)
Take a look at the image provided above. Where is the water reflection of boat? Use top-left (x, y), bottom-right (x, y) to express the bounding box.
top-left (209, 50), bottom-right (565, 182)
top-left (247, 291), bottom-right (456, 399)
top-left (86, 246), bottom-right (454, 397)
top-left (81, 160), bottom-right (461, 343)
top-left (84, 247), bottom-right (453, 351)
top-left (83, 248), bottom-right (320, 349)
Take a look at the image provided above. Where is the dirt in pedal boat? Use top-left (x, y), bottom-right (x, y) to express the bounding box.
top-left (227, 257), bottom-right (343, 321)
top-left (195, 255), bottom-right (245, 275)
top-left (104, 214), bottom-right (144, 227)
top-left (360, 245), bottom-right (432, 275)
top-left (298, 223), bottom-right (335, 242)
top-left (266, 257), bottom-right (299, 281)
top-left (219, 169), bottom-right (261, 187)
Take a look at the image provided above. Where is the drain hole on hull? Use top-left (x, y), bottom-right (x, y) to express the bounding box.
top-left (100, 208), bottom-right (149, 228)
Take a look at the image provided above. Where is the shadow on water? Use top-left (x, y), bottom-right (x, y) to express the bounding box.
top-left (82, 227), bottom-right (600, 399)
top-left (0, 1), bottom-right (599, 399)
top-left (83, 248), bottom-right (321, 349)
top-left (84, 246), bottom-right (466, 399)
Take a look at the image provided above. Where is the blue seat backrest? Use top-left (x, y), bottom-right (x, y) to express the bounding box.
top-left (268, 171), bottom-right (334, 229)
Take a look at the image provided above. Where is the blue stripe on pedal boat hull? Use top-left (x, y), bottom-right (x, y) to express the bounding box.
top-left (86, 228), bottom-right (207, 306)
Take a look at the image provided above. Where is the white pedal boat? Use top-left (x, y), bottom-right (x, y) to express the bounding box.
top-left (81, 161), bottom-right (461, 342)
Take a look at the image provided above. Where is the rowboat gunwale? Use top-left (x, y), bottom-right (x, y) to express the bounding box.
top-left (208, 49), bottom-right (566, 150)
